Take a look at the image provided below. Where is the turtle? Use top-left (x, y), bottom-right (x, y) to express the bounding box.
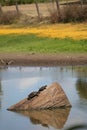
top-left (38, 85), bottom-right (47, 92)
top-left (27, 91), bottom-right (38, 100)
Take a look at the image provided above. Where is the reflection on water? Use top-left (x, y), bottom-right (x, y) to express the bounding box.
top-left (76, 79), bottom-right (87, 99)
top-left (64, 124), bottom-right (87, 130)
top-left (0, 80), bottom-right (3, 109)
top-left (0, 66), bottom-right (87, 130)
top-left (18, 108), bottom-right (70, 129)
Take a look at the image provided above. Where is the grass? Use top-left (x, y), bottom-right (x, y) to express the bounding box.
top-left (0, 34), bottom-right (87, 53)
top-left (0, 23), bottom-right (87, 54)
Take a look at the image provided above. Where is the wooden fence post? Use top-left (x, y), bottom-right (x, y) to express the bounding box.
top-left (55, 0), bottom-right (61, 18)
top-left (35, 0), bottom-right (41, 21)
top-left (0, 3), bottom-right (2, 14)
top-left (15, 1), bottom-right (19, 13)
top-left (80, 0), bottom-right (83, 9)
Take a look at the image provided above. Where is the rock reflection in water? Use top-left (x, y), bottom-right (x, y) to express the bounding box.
top-left (17, 108), bottom-right (71, 129)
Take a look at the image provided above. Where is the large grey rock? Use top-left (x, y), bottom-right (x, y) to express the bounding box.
top-left (7, 82), bottom-right (71, 111)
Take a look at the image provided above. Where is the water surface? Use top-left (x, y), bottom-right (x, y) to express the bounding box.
top-left (0, 66), bottom-right (87, 130)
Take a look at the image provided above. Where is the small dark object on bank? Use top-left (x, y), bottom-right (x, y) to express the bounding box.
top-left (38, 85), bottom-right (47, 92)
top-left (27, 91), bottom-right (38, 100)
top-left (0, 59), bottom-right (14, 66)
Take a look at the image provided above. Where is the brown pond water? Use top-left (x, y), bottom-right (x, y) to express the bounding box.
top-left (0, 66), bottom-right (87, 130)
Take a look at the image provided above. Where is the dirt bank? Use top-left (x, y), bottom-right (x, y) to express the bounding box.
top-left (0, 53), bottom-right (87, 66)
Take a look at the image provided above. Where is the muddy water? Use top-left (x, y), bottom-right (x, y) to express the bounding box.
top-left (0, 66), bottom-right (87, 130)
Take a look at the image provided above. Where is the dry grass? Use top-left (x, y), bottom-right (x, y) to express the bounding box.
top-left (61, 5), bottom-right (87, 22)
top-left (1, 3), bottom-right (52, 25)
top-left (0, 10), bottom-right (20, 24)
top-left (2, 3), bottom-right (50, 17)
top-left (1, 3), bottom-right (87, 25)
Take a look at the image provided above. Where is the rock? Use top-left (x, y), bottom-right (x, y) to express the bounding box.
top-left (7, 82), bottom-right (71, 111)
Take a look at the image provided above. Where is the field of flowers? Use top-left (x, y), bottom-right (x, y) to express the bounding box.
top-left (0, 23), bottom-right (87, 40)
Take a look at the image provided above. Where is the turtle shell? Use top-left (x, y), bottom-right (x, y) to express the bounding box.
top-left (27, 91), bottom-right (38, 100)
top-left (39, 85), bottom-right (47, 92)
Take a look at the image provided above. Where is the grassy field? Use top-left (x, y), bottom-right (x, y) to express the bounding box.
top-left (0, 34), bottom-right (87, 53)
top-left (0, 23), bottom-right (87, 53)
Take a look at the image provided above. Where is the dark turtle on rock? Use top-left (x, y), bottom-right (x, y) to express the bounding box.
top-left (38, 85), bottom-right (47, 92)
top-left (27, 91), bottom-right (38, 100)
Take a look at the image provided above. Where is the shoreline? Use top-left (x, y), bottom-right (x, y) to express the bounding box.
top-left (0, 53), bottom-right (87, 66)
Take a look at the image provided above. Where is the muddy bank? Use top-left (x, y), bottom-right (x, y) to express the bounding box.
top-left (0, 53), bottom-right (87, 66)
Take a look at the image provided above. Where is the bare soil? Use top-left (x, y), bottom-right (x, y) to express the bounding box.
top-left (2, 3), bottom-right (52, 17)
top-left (0, 53), bottom-right (87, 66)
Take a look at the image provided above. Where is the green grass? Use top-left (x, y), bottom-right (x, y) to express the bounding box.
top-left (0, 34), bottom-right (87, 53)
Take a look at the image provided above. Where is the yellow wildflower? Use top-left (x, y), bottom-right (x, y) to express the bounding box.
top-left (0, 23), bottom-right (87, 40)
